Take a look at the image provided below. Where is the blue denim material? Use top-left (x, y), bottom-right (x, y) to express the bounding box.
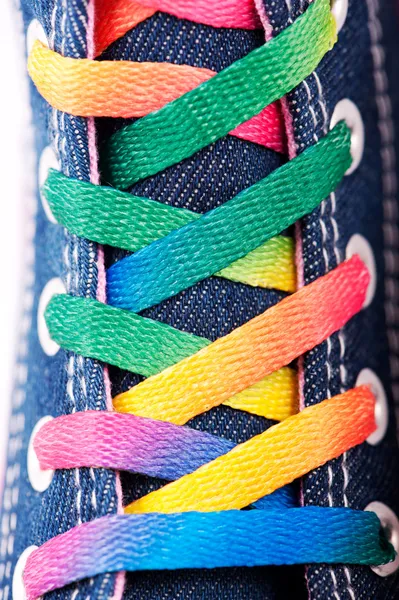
top-left (262, 0), bottom-right (399, 597)
top-left (98, 13), bottom-right (308, 599)
top-left (0, 1), bottom-right (119, 599)
top-left (1, 1), bottom-right (399, 599)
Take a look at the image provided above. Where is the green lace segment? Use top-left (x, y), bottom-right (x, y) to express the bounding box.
top-left (43, 171), bottom-right (296, 292)
top-left (106, 122), bottom-right (351, 313)
top-left (46, 294), bottom-right (209, 377)
top-left (23, 0), bottom-right (399, 597)
top-left (101, 0), bottom-right (337, 189)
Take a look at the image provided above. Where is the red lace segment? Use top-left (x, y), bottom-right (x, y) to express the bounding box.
top-left (29, 42), bottom-right (287, 153)
top-left (95, 0), bottom-right (262, 56)
top-left (21, 1), bottom-right (398, 597)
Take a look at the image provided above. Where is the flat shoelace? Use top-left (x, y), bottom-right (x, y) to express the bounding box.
top-left (24, 0), bottom-right (395, 597)
top-left (44, 170), bottom-right (297, 292)
top-left (46, 256), bottom-right (367, 421)
top-left (29, 43), bottom-right (286, 152)
top-left (95, 0), bottom-right (263, 53)
top-left (26, 509), bottom-right (393, 600)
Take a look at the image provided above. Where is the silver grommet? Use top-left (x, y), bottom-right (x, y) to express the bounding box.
top-left (26, 19), bottom-right (48, 55)
top-left (331, 99), bottom-right (365, 175)
top-left (28, 416), bottom-right (54, 492)
top-left (12, 546), bottom-right (38, 600)
top-left (38, 278), bottom-right (66, 356)
top-left (346, 234), bottom-right (377, 308)
top-left (356, 369), bottom-right (388, 445)
top-left (365, 502), bottom-right (399, 576)
top-left (331, 0), bottom-right (348, 33)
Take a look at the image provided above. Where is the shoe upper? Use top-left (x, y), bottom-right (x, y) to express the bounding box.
top-left (1, 0), bottom-right (399, 598)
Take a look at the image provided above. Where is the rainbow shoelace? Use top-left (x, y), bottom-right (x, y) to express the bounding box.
top-left (24, 0), bottom-right (395, 597)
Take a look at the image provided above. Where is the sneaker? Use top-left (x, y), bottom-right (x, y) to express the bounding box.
top-left (2, 0), bottom-right (399, 598)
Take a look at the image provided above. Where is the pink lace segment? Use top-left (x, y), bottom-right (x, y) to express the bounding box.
top-left (135, 0), bottom-right (262, 29)
top-left (232, 104), bottom-right (286, 151)
top-left (34, 411), bottom-right (236, 480)
top-left (95, 0), bottom-right (262, 56)
top-left (29, 44), bottom-right (287, 153)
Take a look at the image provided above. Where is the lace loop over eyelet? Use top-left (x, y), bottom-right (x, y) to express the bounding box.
top-left (331, 0), bottom-right (348, 33)
top-left (28, 416), bottom-right (55, 492)
top-left (356, 369), bottom-right (388, 445)
top-left (13, 546), bottom-right (38, 600)
top-left (331, 99), bottom-right (364, 175)
top-left (365, 502), bottom-right (399, 576)
top-left (346, 234), bottom-right (376, 308)
top-left (38, 278), bottom-right (66, 356)
top-left (39, 146), bottom-right (60, 224)
top-left (27, 19), bottom-right (48, 55)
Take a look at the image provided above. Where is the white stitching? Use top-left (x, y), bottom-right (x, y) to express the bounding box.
top-left (50, 0), bottom-right (58, 49)
top-left (313, 72), bottom-right (329, 131)
top-left (58, 4), bottom-right (85, 598)
top-left (302, 80), bottom-right (319, 136)
top-left (311, 45), bottom-right (356, 600)
top-left (301, 77), bottom-right (335, 467)
top-left (285, 3), bottom-right (348, 596)
top-left (0, 1), bottom-right (98, 597)
top-left (0, 2), bottom-right (36, 596)
top-left (283, 0), bottom-right (293, 24)
top-left (62, 1), bottom-right (98, 595)
top-left (300, 24), bottom-right (356, 600)
top-left (330, 569), bottom-right (341, 600)
top-left (366, 0), bottom-right (399, 444)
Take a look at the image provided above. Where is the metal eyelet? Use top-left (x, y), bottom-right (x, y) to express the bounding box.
top-left (26, 19), bottom-right (48, 55)
top-left (37, 278), bottom-right (66, 356)
top-left (28, 416), bottom-right (54, 492)
top-left (12, 546), bottom-right (38, 600)
top-left (356, 369), bottom-right (388, 445)
top-left (346, 234), bottom-right (376, 308)
top-left (331, 99), bottom-right (365, 175)
top-left (365, 502), bottom-right (399, 576)
top-left (331, 0), bottom-right (348, 33)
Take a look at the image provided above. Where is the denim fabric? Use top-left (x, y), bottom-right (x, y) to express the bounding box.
top-left (1, 1), bottom-right (398, 599)
top-left (382, 0), bottom-right (399, 447)
top-left (0, 1), bottom-right (119, 599)
top-left (98, 12), bottom-right (307, 599)
top-left (262, 0), bottom-right (399, 598)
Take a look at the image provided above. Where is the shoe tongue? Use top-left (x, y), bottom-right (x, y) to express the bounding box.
top-left (97, 12), bottom-right (305, 599)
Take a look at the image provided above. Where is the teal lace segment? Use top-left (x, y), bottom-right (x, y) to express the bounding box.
top-left (25, 509), bottom-right (395, 599)
top-left (107, 122), bottom-right (351, 312)
top-left (45, 294), bottom-right (210, 377)
top-left (101, 0), bottom-right (337, 189)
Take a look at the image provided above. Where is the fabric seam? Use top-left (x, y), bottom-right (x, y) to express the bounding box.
top-left (365, 0), bottom-right (399, 444)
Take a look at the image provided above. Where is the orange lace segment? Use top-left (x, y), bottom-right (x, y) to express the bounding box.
top-left (95, 0), bottom-right (262, 56)
top-left (28, 41), bottom-right (286, 152)
top-left (22, 1), bottom-right (397, 596)
top-left (126, 386), bottom-right (376, 513)
top-left (113, 256), bottom-right (369, 424)
top-left (95, 0), bottom-right (155, 56)
top-left (130, 0), bottom-right (262, 29)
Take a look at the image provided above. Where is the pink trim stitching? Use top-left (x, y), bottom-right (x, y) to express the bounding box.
top-left (254, 2), bottom-right (308, 597)
top-left (87, 2), bottom-right (126, 598)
